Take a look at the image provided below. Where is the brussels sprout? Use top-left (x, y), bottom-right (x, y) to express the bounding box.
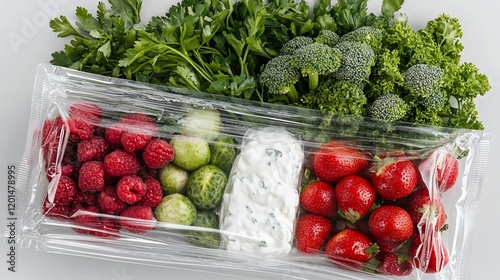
top-left (183, 211), bottom-right (221, 249)
top-left (171, 135), bottom-right (210, 171)
top-left (187, 165), bottom-right (227, 210)
top-left (158, 164), bottom-right (189, 195)
top-left (210, 136), bottom-right (237, 174)
top-left (154, 194), bottom-right (196, 225)
top-left (179, 109), bottom-right (222, 141)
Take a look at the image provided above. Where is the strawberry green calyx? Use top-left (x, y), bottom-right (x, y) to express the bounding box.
top-left (369, 155), bottom-right (397, 176)
top-left (338, 208), bottom-right (362, 224)
top-left (364, 256), bottom-right (382, 274)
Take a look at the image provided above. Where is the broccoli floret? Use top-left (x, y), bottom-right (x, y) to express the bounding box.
top-left (368, 93), bottom-right (408, 121)
top-left (301, 79), bottom-right (367, 117)
top-left (339, 26), bottom-right (383, 53)
top-left (420, 90), bottom-right (445, 110)
top-left (279, 36), bottom-right (314, 56)
top-left (259, 55), bottom-right (301, 103)
top-left (334, 41), bottom-right (376, 82)
top-left (290, 43), bottom-right (342, 91)
top-left (315, 30), bottom-right (340, 48)
top-left (403, 64), bottom-right (443, 97)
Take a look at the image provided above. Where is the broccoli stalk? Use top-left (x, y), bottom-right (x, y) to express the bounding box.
top-left (290, 42), bottom-right (342, 91)
top-left (259, 55), bottom-right (301, 103)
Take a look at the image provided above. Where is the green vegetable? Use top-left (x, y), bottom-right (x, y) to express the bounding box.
top-left (259, 55), bottom-right (301, 103)
top-left (183, 211), bottom-right (221, 249)
top-left (154, 193), bottom-right (197, 225)
top-left (209, 136), bottom-right (237, 174)
top-left (338, 26), bottom-right (383, 53)
top-left (180, 108), bottom-right (222, 141)
top-left (186, 165), bottom-right (227, 210)
top-left (158, 164), bottom-right (189, 195)
top-left (314, 30), bottom-right (340, 48)
top-left (301, 79), bottom-right (367, 117)
top-left (279, 36), bottom-right (314, 56)
top-left (403, 64), bottom-right (443, 98)
top-left (290, 42), bottom-right (343, 91)
top-left (334, 40), bottom-right (376, 82)
top-left (368, 93), bottom-right (408, 121)
top-left (171, 135), bottom-right (210, 171)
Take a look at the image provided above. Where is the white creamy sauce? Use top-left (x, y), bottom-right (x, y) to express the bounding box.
top-left (220, 127), bottom-right (304, 257)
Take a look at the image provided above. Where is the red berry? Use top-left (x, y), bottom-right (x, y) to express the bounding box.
top-left (104, 149), bottom-right (140, 177)
top-left (120, 205), bottom-right (156, 233)
top-left (419, 148), bottom-right (459, 192)
top-left (299, 181), bottom-right (336, 219)
top-left (41, 116), bottom-right (65, 177)
top-left (43, 199), bottom-right (70, 218)
top-left (116, 175), bottom-right (147, 204)
top-left (335, 175), bottom-right (375, 223)
top-left (78, 161), bottom-right (106, 192)
top-left (369, 206), bottom-right (413, 243)
top-left (295, 214), bottom-right (332, 254)
top-left (69, 203), bottom-right (100, 235)
top-left (67, 103), bottom-right (102, 141)
top-left (50, 175), bottom-right (77, 205)
top-left (406, 188), bottom-right (447, 233)
top-left (105, 122), bottom-right (127, 145)
top-left (409, 234), bottom-right (449, 273)
top-left (371, 157), bottom-right (418, 200)
top-left (88, 218), bottom-right (120, 239)
top-left (325, 229), bottom-right (376, 268)
top-left (77, 136), bottom-right (110, 162)
top-left (138, 178), bottom-right (163, 207)
top-left (378, 253), bottom-right (413, 276)
top-left (313, 141), bottom-right (369, 183)
top-left (98, 186), bottom-right (127, 215)
top-left (73, 190), bottom-right (98, 206)
top-left (120, 113), bottom-right (157, 153)
top-left (142, 139), bottom-right (174, 169)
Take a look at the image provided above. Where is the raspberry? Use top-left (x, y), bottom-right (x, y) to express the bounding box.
top-left (104, 149), bottom-right (140, 177)
top-left (98, 186), bottom-right (127, 215)
top-left (68, 103), bottom-right (102, 141)
top-left (42, 117), bottom-right (65, 177)
top-left (120, 113), bottom-right (158, 153)
top-left (105, 122), bottom-right (127, 145)
top-left (116, 175), bottom-right (147, 204)
top-left (78, 161), bottom-right (105, 192)
top-left (70, 203), bottom-right (100, 235)
top-left (120, 205), bottom-right (155, 233)
top-left (138, 178), bottom-right (163, 207)
top-left (73, 190), bottom-right (98, 206)
top-left (89, 218), bottom-right (120, 239)
top-left (77, 136), bottom-right (110, 162)
top-left (142, 139), bottom-right (174, 169)
top-left (43, 199), bottom-right (70, 218)
top-left (70, 203), bottom-right (100, 224)
top-left (50, 175), bottom-right (77, 205)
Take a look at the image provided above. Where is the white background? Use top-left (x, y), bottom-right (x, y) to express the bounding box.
top-left (1, 0), bottom-right (499, 279)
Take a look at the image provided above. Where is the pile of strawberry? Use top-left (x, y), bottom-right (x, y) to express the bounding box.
top-left (295, 140), bottom-right (459, 276)
top-left (41, 102), bottom-right (174, 237)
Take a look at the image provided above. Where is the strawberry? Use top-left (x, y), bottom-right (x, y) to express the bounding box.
top-left (378, 252), bottom-right (413, 276)
top-left (312, 141), bottom-right (370, 183)
top-left (371, 156), bottom-right (418, 200)
top-left (335, 175), bottom-right (376, 223)
top-left (369, 205), bottom-right (413, 243)
top-left (406, 188), bottom-right (447, 233)
top-left (300, 181), bottom-right (336, 219)
top-left (418, 148), bottom-right (459, 192)
top-left (295, 214), bottom-right (332, 254)
top-left (409, 234), bottom-right (449, 273)
top-left (325, 229), bottom-right (377, 268)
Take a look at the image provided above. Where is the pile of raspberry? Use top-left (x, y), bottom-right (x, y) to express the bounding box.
top-left (41, 102), bottom-right (174, 238)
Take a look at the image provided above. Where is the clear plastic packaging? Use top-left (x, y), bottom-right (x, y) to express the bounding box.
top-left (9, 63), bottom-right (492, 279)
